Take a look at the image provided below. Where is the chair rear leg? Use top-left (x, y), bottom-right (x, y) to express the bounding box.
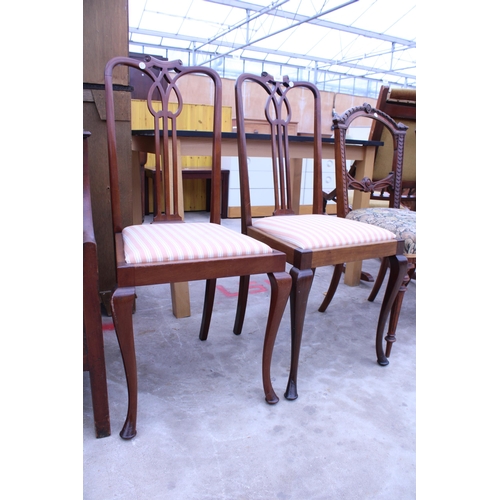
top-left (233, 275), bottom-right (250, 336)
top-left (374, 255), bottom-right (407, 366)
top-left (318, 264), bottom-right (344, 312)
top-left (284, 267), bottom-right (314, 401)
top-left (111, 287), bottom-right (138, 439)
top-left (368, 257), bottom-right (389, 302)
top-left (199, 279), bottom-right (217, 340)
top-left (85, 326), bottom-right (111, 438)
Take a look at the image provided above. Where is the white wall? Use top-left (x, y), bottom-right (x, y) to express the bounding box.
top-left (223, 126), bottom-right (371, 211)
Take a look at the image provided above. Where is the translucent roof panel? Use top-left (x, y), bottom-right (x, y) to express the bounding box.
top-left (128, 0), bottom-right (416, 98)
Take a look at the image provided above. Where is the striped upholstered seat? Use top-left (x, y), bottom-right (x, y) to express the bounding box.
top-left (253, 214), bottom-right (397, 250)
top-left (122, 223), bottom-right (274, 264)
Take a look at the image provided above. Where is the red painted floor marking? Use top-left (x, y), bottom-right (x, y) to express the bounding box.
top-left (217, 280), bottom-right (270, 298)
top-left (102, 321), bottom-right (114, 332)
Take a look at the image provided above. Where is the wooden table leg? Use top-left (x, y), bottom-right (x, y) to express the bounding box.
top-left (290, 158), bottom-right (303, 215)
top-left (170, 282), bottom-right (191, 318)
top-left (171, 145), bottom-right (191, 318)
top-left (344, 146), bottom-right (376, 287)
top-left (134, 149), bottom-right (192, 318)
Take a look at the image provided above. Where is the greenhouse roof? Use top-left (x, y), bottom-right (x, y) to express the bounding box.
top-left (128, 0), bottom-right (416, 98)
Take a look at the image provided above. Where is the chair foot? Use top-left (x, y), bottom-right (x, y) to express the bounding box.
top-left (265, 393), bottom-right (280, 405)
top-left (284, 379), bottom-right (298, 400)
top-left (119, 420), bottom-right (137, 440)
top-left (360, 271), bottom-right (374, 282)
top-left (95, 430), bottom-right (111, 439)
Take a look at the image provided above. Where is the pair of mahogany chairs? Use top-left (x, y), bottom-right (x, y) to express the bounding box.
top-left (103, 55), bottom-right (408, 439)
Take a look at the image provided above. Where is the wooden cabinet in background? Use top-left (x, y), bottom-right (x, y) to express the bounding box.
top-left (83, 0), bottom-right (131, 313)
top-left (131, 100), bottom-right (233, 212)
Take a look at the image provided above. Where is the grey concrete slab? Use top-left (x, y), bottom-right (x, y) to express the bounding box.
top-left (84, 213), bottom-right (416, 500)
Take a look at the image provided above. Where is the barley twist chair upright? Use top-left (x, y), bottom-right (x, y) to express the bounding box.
top-left (234, 72), bottom-right (407, 401)
top-left (104, 56), bottom-right (291, 439)
top-left (319, 103), bottom-right (416, 360)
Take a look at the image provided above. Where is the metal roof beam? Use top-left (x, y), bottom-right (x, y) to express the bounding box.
top-left (129, 27), bottom-right (415, 80)
top-left (199, 0), bottom-right (359, 65)
top-left (205, 0), bottom-right (415, 47)
top-left (196, 0), bottom-right (289, 51)
top-left (130, 40), bottom-right (415, 88)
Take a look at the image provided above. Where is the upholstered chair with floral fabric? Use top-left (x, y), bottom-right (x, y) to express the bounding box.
top-left (319, 103), bottom-right (416, 360)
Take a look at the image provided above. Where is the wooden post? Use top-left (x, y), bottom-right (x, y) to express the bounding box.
top-left (344, 145), bottom-right (376, 286)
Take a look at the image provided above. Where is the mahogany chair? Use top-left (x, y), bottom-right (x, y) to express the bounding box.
top-left (323, 86), bottom-right (416, 213)
top-left (83, 131), bottom-right (111, 438)
top-left (104, 56), bottom-right (291, 439)
top-left (319, 103), bottom-right (416, 360)
top-left (234, 72), bottom-right (407, 401)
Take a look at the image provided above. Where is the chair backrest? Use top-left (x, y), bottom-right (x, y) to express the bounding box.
top-left (234, 72), bottom-right (323, 231)
top-left (371, 86), bottom-right (416, 184)
top-left (104, 55), bottom-right (223, 231)
top-left (333, 103), bottom-right (408, 217)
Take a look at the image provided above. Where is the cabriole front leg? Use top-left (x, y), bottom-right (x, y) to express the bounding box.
top-left (262, 272), bottom-right (292, 404)
top-left (284, 267), bottom-right (314, 401)
top-left (375, 255), bottom-right (407, 366)
top-left (111, 286), bottom-right (138, 439)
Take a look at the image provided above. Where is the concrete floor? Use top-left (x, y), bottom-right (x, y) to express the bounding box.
top-left (83, 212), bottom-right (416, 500)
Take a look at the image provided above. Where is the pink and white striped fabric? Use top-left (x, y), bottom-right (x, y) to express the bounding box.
top-left (252, 214), bottom-right (396, 249)
top-left (122, 222), bottom-right (274, 264)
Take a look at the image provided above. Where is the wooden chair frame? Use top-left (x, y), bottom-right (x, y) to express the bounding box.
top-left (105, 56), bottom-right (291, 439)
top-left (319, 103), bottom-right (414, 359)
top-left (235, 73), bottom-right (407, 401)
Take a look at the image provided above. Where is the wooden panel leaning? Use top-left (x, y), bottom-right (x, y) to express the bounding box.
top-left (104, 56), bottom-right (292, 439)
top-left (370, 86), bottom-right (416, 210)
top-left (234, 73), bottom-right (408, 401)
top-left (83, 131), bottom-right (111, 438)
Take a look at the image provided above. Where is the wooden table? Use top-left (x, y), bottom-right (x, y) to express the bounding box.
top-left (144, 168), bottom-right (230, 219)
top-left (132, 130), bottom-right (382, 317)
top-left (133, 130), bottom-right (380, 215)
